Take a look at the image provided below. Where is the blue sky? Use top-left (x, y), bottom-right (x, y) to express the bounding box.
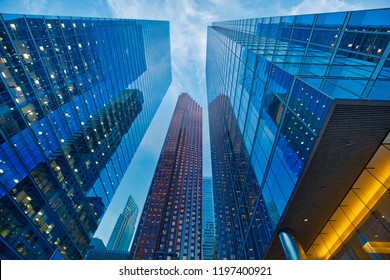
top-left (1, 0), bottom-right (389, 248)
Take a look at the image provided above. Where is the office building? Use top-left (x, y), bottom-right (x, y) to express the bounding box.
top-left (206, 8), bottom-right (390, 260)
top-left (201, 177), bottom-right (215, 259)
top-left (0, 13), bottom-right (171, 259)
top-left (84, 249), bottom-right (130, 260)
top-left (130, 93), bottom-right (202, 260)
top-left (106, 195), bottom-right (138, 251)
top-left (208, 94), bottom-right (273, 260)
top-left (84, 238), bottom-right (130, 260)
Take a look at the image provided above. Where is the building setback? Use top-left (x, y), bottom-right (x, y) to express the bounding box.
top-left (130, 93), bottom-right (202, 260)
top-left (107, 195), bottom-right (138, 251)
top-left (206, 8), bottom-right (390, 260)
top-left (0, 13), bottom-right (171, 259)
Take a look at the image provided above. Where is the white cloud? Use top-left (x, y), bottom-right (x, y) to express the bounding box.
top-left (288, 0), bottom-right (363, 15)
top-left (106, 0), bottom-right (144, 18)
top-left (22, 0), bottom-right (49, 14)
top-left (0, 0), bottom-right (49, 15)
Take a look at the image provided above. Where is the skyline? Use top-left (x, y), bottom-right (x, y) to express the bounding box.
top-left (1, 0), bottom-right (389, 250)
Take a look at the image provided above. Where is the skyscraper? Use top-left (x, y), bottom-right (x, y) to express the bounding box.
top-left (0, 13), bottom-right (171, 259)
top-left (201, 177), bottom-right (215, 260)
top-left (106, 195), bottom-right (138, 251)
top-left (206, 8), bottom-right (390, 260)
top-left (130, 93), bottom-right (202, 260)
top-left (208, 94), bottom-right (272, 260)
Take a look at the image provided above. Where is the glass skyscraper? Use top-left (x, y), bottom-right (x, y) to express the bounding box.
top-left (130, 93), bottom-right (202, 260)
top-left (0, 13), bottom-right (171, 259)
top-left (201, 176), bottom-right (215, 260)
top-left (206, 8), bottom-right (390, 260)
top-left (106, 195), bottom-right (138, 251)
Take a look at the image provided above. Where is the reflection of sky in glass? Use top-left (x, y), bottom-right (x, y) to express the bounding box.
top-left (0, 12), bottom-right (170, 259)
top-left (0, 0), bottom-right (389, 253)
top-left (206, 7), bottom-right (390, 259)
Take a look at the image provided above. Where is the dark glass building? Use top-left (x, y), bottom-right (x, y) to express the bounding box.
top-left (206, 8), bottom-right (390, 260)
top-left (130, 93), bottom-right (202, 260)
top-left (0, 13), bottom-right (171, 259)
top-left (106, 195), bottom-right (138, 251)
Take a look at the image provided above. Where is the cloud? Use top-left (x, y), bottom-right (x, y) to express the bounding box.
top-left (288, 0), bottom-right (363, 15)
top-left (23, 0), bottom-right (49, 14)
top-left (0, 0), bottom-right (48, 15)
top-left (0, 0), bottom-right (113, 17)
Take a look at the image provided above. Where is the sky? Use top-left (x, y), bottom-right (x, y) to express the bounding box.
top-left (1, 0), bottom-right (389, 248)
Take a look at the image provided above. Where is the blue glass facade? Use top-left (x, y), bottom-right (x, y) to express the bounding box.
top-left (0, 13), bottom-right (171, 259)
top-left (208, 94), bottom-right (272, 260)
top-left (201, 177), bottom-right (215, 259)
top-left (106, 195), bottom-right (138, 251)
top-left (206, 8), bottom-right (390, 259)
